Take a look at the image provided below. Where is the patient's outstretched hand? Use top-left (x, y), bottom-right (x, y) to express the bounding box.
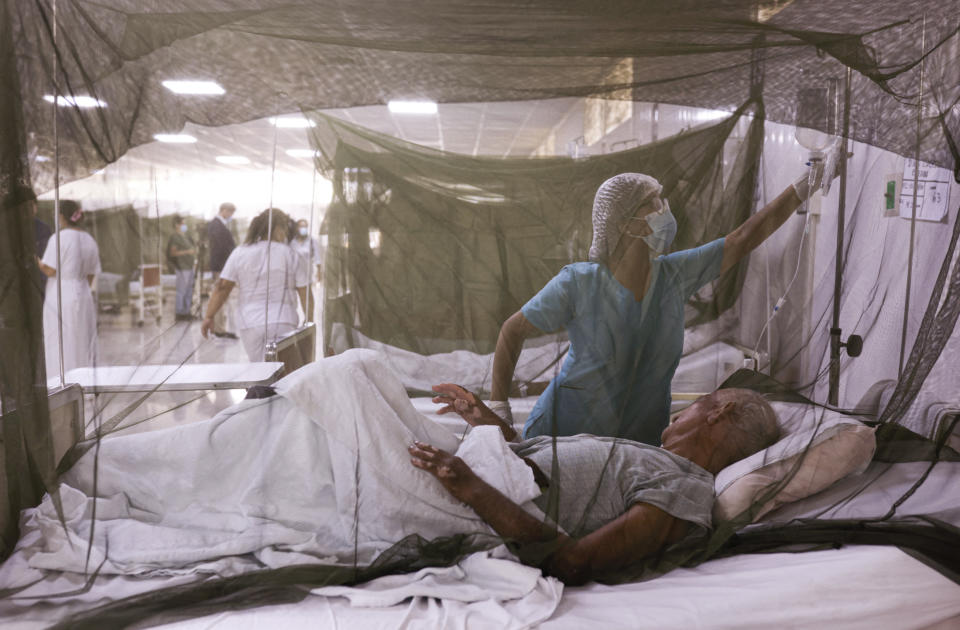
top-left (409, 441), bottom-right (479, 504)
top-left (431, 383), bottom-right (497, 427)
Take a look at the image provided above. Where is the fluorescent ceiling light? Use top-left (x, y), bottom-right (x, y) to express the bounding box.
top-left (285, 149), bottom-right (319, 158)
top-left (153, 133), bottom-right (197, 143)
top-left (215, 155), bottom-right (250, 165)
top-left (162, 80), bottom-right (225, 95)
top-left (44, 94), bottom-right (107, 108)
top-left (35, 155), bottom-right (51, 163)
top-left (695, 109), bottom-right (731, 121)
top-left (387, 100), bottom-right (437, 115)
top-left (270, 116), bottom-right (315, 128)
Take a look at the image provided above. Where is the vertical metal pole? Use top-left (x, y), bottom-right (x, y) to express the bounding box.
top-left (308, 160), bottom-right (318, 323)
top-left (262, 116), bottom-right (280, 360)
top-left (898, 14), bottom-right (926, 376)
top-left (52, 0), bottom-right (65, 387)
top-left (153, 166), bottom-right (161, 324)
top-left (828, 66), bottom-right (853, 406)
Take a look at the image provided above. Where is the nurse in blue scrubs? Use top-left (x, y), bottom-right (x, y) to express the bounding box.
top-left (486, 159), bottom-right (840, 445)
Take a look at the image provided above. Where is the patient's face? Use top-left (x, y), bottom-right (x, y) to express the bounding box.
top-left (660, 393), bottom-right (716, 448)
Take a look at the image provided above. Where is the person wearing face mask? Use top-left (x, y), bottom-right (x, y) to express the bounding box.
top-left (289, 219), bottom-right (323, 322)
top-left (487, 153), bottom-right (845, 445)
top-left (167, 214), bottom-right (197, 321)
top-left (201, 208), bottom-right (309, 361)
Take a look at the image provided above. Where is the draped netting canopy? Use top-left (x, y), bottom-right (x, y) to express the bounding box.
top-left (0, 1), bottom-right (959, 627)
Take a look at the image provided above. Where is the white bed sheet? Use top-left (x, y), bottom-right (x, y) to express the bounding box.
top-left (152, 546), bottom-right (960, 630)
top-left (545, 545), bottom-right (960, 630)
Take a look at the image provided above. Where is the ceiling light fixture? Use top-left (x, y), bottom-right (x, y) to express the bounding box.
top-left (387, 100), bottom-right (437, 115)
top-left (161, 80), bottom-right (225, 95)
top-left (695, 109), bottom-right (731, 122)
top-left (153, 134), bottom-right (198, 143)
top-left (215, 155), bottom-right (251, 165)
top-left (270, 116), bottom-right (315, 128)
top-left (44, 94), bottom-right (107, 108)
top-left (285, 149), bottom-right (319, 158)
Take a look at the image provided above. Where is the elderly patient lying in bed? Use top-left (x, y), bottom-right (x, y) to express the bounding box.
top-left (6, 350), bottom-right (777, 589)
top-left (411, 383), bottom-right (779, 584)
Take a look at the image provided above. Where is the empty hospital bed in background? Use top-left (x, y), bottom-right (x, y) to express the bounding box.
top-left (329, 323), bottom-right (750, 402)
top-left (130, 264), bottom-right (163, 326)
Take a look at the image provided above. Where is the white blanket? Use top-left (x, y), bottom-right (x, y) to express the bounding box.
top-left (5, 350), bottom-right (543, 582)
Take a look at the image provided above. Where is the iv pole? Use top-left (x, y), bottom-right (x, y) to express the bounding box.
top-left (827, 66), bottom-right (853, 407)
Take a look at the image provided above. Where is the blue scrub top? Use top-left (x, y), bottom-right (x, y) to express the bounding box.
top-left (521, 238), bottom-right (725, 445)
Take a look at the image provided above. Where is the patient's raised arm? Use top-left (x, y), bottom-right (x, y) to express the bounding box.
top-left (432, 383), bottom-right (518, 441)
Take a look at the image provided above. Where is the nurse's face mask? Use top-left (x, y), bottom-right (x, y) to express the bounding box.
top-left (623, 198), bottom-right (677, 256)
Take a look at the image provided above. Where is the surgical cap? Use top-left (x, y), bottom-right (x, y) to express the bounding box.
top-left (588, 173), bottom-right (663, 263)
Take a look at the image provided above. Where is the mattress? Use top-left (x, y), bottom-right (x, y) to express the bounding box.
top-left (2, 543), bottom-right (956, 630)
top-left (161, 546), bottom-right (960, 630)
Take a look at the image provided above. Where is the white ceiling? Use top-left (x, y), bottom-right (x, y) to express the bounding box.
top-left (46, 98), bottom-right (583, 217)
top-left (116, 99), bottom-right (580, 175)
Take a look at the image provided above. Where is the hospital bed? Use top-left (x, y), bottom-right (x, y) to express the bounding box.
top-left (165, 386), bottom-right (960, 629)
top-left (265, 323), bottom-right (318, 377)
top-left (48, 362), bottom-right (285, 394)
top-left (95, 272), bottom-right (130, 313)
top-left (3, 356), bottom-right (958, 629)
top-left (0, 407), bottom-right (956, 628)
top-left (130, 264), bottom-right (163, 326)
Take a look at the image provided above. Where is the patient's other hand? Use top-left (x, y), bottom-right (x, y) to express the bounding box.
top-left (431, 383), bottom-right (497, 427)
top-left (409, 441), bottom-right (479, 504)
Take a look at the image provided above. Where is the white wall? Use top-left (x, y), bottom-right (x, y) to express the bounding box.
top-left (557, 103), bottom-right (959, 408)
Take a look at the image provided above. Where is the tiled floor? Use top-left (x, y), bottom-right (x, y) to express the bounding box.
top-left (78, 286), bottom-right (321, 438)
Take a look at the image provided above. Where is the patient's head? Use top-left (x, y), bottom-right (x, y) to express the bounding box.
top-left (661, 388), bottom-right (779, 474)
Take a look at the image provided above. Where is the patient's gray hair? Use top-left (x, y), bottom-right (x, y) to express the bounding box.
top-left (719, 388), bottom-right (780, 463)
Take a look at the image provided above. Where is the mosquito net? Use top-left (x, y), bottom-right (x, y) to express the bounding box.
top-left (1, 1), bottom-right (959, 627)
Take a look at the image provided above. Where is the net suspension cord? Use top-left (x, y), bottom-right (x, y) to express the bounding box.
top-left (899, 13), bottom-right (927, 377)
top-left (153, 166), bottom-right (161, 320)
top-left (308, 158), bottom-right (318, 320)
top-left (263, 112), bottom-right (281, 360)
top-left (52, 0), bottom-right (65, 387)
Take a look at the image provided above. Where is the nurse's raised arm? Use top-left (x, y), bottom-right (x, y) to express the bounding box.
top-left (721, 144), bottom-right (849, 274)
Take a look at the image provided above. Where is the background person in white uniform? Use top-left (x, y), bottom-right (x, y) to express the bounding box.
top-left (290, 218), bottom-right (323, 322)
top-left (201, 208), bottom-right (309, 360)
top-left (38, 200), bottom-right (101, 379)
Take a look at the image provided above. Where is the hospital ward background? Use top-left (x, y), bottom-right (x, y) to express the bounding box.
top-left (1, 1), bottom-right (960, 628)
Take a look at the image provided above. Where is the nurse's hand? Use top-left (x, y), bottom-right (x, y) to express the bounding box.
top-left (200, 316), bottom-right (214, 339)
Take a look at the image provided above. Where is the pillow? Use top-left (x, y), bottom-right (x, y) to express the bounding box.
top-left (713, 405), bottom-right (877, 524)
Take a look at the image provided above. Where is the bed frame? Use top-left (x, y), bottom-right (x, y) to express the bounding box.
top-left (0, 384), bottom-right (84, 556)
top-left (265, 323), bottom-right (317, 376)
